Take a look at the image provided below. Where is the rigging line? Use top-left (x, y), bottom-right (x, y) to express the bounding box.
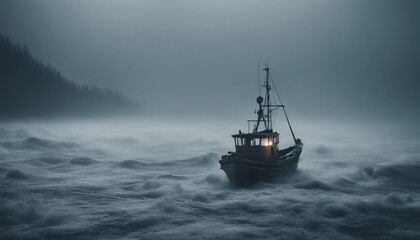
top-left (268, 71), bottom-right (297, 143)
top-left (283, 107), bottom-right (297, 143)
top-left (268, 71), bottom-right (283, 106)
top-left (272, 84), bottom-right (279, 127)
top-left (268, 70), bottom-right (281, 126)
top-left (273, 106), bottom-right (278, 127)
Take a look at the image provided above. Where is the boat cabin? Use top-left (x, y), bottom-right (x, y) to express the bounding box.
top-left (232, 130), bottom-right (279, 162)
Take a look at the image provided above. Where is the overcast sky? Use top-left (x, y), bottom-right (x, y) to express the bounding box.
top-left (1, 0), bottom-right (419, 122)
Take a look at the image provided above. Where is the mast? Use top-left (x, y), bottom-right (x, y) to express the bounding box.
top-left (249, 63), bottom-right (298, 143)
top-left (253, 62), bottom-right (297, 143)
top-left (263, 63), bottom-right (271, 131)
top-left (252, 63), bottom-right (272, 133)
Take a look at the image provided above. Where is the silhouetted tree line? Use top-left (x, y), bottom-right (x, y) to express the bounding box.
top-left (0, 34), bottom-right (136, 119)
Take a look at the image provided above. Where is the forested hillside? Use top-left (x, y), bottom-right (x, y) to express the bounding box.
top-left (0, 34), bottom-right (136, 118)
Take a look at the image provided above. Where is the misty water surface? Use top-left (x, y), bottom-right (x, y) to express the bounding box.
top-left (1, 118), bottom-right (419, 239)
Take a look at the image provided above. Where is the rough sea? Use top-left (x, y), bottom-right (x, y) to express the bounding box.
top-left (1, 118), bottom-right (419, 239)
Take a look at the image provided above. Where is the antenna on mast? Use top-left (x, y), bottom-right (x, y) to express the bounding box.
top-left (263, 62), bottom-right (271, 131)
top-left (258, 60), bottom-right (261, 96)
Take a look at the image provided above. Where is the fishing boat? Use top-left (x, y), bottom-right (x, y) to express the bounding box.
top-left (219, 64), bottom-right (303, 186)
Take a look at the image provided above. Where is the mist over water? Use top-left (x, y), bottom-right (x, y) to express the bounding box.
top-left (1, 118), bottom-right (419, 239)
top-left (1, 1), bottom-right (419, 239)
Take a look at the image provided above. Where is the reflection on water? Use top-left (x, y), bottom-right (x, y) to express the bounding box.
top-left (0, 118), bottom-right (419, 239)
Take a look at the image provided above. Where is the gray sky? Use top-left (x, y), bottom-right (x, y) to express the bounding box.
top-left (1, 0), bottom-right (419, 122)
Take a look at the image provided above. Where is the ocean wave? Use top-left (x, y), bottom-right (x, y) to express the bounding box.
top-left (36, 157), bottom-right (64, 165)
top-left (294, 180), bottom-right (335, 191)
top-left (179, 153), bottom-right (219, 167)
top-left (127, 215), bottom-right (167, 229)
top-left (220, 199), bottom-right (273, 215)
top-left (204, 174), bottom-right (226, 185)
top-left (315, 201), bottom-right (350, 218)
top-left (5, 169), bottom-right (29, 179)
top-left (191, 193), bottom-right (210, 203)
top-left (142, 180), bottom-right (163, 190)
top-left (388, 228), bottom-right (420, 239)
top-left (359, 162), bottom-right (420, 190)
top-left (96, 136), bottom-right (141, 146)
top-left (69, 156), bottom-right (98, 165)
top-left (152, 198), bottom-right (180, 213)
top-left (0, 198), bottom-right (72, 228)
top-left (332, 194), bottom-right (420, 239)
top-left (333, 178), bottom-right (357, 188)
top-left (118, 159), bottom-right (150, 170)
top-left (156, 174), bottom-right (189, 180)
top-left (141, 190), bottom-right (166, 199)
top-left (0, 127), bottom-right (32, 140)
top-left (374, 163), bottom-right (420, 178)
top-left (141, 182), bottom-right (184, 200)
top-left (1, 137), bottom-right (77, 151)
top-left (118, 153), bottom-right (219, 170)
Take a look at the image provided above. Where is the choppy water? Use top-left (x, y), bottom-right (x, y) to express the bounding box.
top-left (1, 119), bottom-right (419, 239)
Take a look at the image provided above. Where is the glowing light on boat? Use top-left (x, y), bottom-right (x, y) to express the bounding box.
top-left (261, 138), bottom-right (269, 146)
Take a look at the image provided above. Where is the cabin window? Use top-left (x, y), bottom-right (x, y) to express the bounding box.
top-left (261, 138), bottom-right (269, 146)
top-left (251, 138), bottom-right (260, 146)
top-left (235, 138), bottom-right (247, 146)
top-left (261, 138), bottom-right (274, 146)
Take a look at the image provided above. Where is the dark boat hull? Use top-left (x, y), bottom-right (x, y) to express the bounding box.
top-left (219, 141), bottom-right (303, 186)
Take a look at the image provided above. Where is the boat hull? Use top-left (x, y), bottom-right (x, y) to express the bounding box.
top-left (219, 142), bottom-right (303, 187)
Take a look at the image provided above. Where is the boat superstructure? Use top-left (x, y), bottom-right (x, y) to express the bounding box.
top-left (219, 64), bottom-right (303, 186)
